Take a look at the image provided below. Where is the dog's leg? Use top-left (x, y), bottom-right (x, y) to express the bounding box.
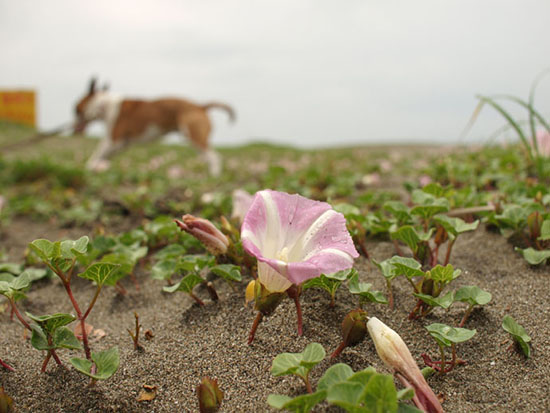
top-left (86, 138), bottom-right (124, 171)
top-left (178, 114), bottom-right (222, 177)
top-left (203, 149), bottom-right (222, 177)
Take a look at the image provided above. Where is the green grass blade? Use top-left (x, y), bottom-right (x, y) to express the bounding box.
top-left (491, 94), bottom-right (550, 155)
top-left (458, 100), bottom-right (485, 142)
top-left (476, 95), bottom-right (532, 160)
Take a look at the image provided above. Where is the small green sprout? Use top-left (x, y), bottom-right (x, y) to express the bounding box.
top-left (20, 236), bottom-right (120, 380)
top-left (303, 268), bottom-right (356, 308)
top-left (410, 264), bottom-right (461, 319)
top-left (127, 312), bottom-right (144, 352)
top-left (454, 285), bottom-right (492, 327)
top-left (433, 215), bottom-right (479, 265)
top-left (271, 342), bottom-right (326, 394)
top-left (163, 273), bottom-right (206, 305)
top-left (424, 323), bottom-right (476, 375)
top-left (390, 225), bottom-right (433, 264)
top-left (162, 255), bottom-right (216, 306)
top-left (502, 315), bottom-right (532, 358)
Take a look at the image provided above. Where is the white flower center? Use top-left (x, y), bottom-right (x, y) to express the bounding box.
top-left (277, 247), bottom-right (290, 262)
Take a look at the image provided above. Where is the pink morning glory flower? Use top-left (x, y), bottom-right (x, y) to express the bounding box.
top-left (241, 190), bottom-right (359, 292)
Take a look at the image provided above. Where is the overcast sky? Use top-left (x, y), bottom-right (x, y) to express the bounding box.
top-left (1, 0), bottom-right (549, 147)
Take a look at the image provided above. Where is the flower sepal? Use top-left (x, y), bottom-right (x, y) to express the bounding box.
top-left (249, 280), bottom-right (285, 316)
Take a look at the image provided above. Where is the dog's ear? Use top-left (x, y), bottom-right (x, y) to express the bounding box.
top-left (88, 77), bottom-right (97, 95)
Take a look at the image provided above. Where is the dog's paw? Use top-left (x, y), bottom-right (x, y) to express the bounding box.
top-left (89, 159), bottom-right (111, 172)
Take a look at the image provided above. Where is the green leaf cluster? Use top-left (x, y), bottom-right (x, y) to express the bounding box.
top-left (26, 312), bottom-right (81, 351)
top-left (269, 356), bottom-right (421, 413)
top-left (303, 268), bottom-right (358, 306)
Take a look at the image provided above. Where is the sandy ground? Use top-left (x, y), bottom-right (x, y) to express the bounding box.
top-left (1, 217), bottom-right (549, 412)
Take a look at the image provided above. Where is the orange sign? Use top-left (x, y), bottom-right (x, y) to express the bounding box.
top-left (0, 90), bottom-right (36, 127)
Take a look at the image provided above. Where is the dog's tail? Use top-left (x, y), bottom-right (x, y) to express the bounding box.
top-left (203, 102), bottom-right (236, 123)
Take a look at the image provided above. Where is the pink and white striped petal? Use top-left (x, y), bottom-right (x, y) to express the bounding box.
top-left (242, 190), bottom-right (358, 289)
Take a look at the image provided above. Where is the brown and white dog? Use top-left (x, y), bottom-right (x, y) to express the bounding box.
top-left (74, 78), bottom-right (235, 176)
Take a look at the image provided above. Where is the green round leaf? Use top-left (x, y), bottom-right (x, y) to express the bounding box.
top-left (70, 347), bottom-right (119, 380)
top-left (210, 264), bottom-right (242, 282)
top-left (426, 323), bottom-right (476, 344)
top-left (317, 363), bottom-right (354, 392)
top-left (77, 262), bottom-right (120, 286)
top-left (454, 285), bottom-right (492, 306)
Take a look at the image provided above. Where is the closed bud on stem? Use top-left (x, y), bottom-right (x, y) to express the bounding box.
top-left (342, 309), bottom-right (368, 346)
top-left (175, 215), bottom-right (229, 255)
top-left (367, 317), bottom-right (443, 413)
top-left (197, 377), bottom-right (223, 413)
top-left (331, 309), bottom-right (367, 358)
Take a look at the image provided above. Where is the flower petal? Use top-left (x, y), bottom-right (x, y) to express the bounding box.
top-left (257, 262), bottom-right (292, 293)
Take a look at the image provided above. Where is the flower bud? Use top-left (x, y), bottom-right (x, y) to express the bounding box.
top-left (197, 377), bottom-right (223, 413)
top-left (342, 309), bottom-right (368, 347)
top-left (367, 317), bottom-right (443, 413)
top-left (175, 215), bottom-right (229, 255)
top-left (331, 309), bottom-right (367, 358)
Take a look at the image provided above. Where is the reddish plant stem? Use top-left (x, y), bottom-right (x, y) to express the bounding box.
top-left (41, 352), bottom-right (52, 373)
top-left (247, 312), bottom-right (263, 345)
top-left (51, 349), bottom-right (62, 366)
top-left (47, 336), bottom-right (63, 366)
top-left (459, 305), bottom-right (473, 328)
top-left (330, 341), bottom-right (347, 359)
top-left (287, 286), bottom-right (303, 336)
top-left (61, 281), bottom-right (92, 360)
top-left (356, 236), bottom-right (369, 259)
top-left (432, 244), bottom-right (440, 266)
top-left (408, 299), bottom-right (422, 320)
top-left (114, 282), bottom-right (127, 296)
top-left (443, 239), bottom-right (455, 266)
top-left (304, 375), bottom-right (313, 394)
top-left (0, 358), bottom-right (15, 372)
top-left (386, 279), bottom-right (394, 310)
top-left (189, 292), bottom-right (205, 306)
top-left (8, 299), bottom-right (32, 331)
top-left (392, 240), bottom-right (404, 256)
top-left (129, 272), bottom-right (140, 291)
top-left (205, 282), bottom-right (219, 302)
top-left (83, 286), bottom-right (102, 320)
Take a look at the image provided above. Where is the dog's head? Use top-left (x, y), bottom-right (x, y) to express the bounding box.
top-left (74, 78), bottom-right (109, 134)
